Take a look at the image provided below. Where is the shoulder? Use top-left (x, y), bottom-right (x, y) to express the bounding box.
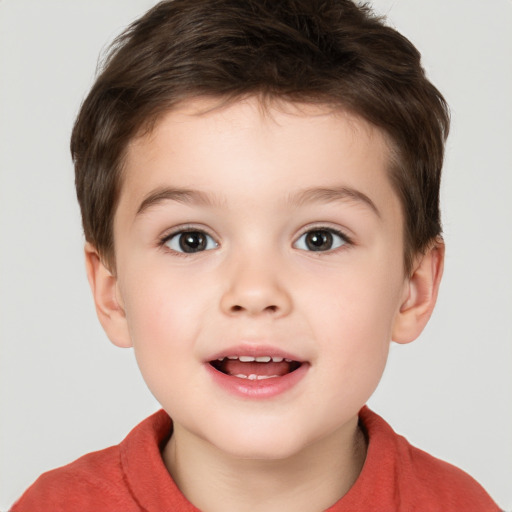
top-left (342, 407), bottom-right (499, 512)
top-left (10, 445), bottom-right (136, 512)
top-left (11, 410), bottom-right (173, 512)
top-left (398, 433), bottom-right (498, 509)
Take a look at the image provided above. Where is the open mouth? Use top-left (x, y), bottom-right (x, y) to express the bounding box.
top-left (209, 355), bottom-right (303, 380)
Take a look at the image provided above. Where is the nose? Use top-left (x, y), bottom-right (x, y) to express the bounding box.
top-left (219, 257), bottom-right (293, 318)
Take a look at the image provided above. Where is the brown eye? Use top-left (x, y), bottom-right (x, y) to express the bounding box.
top-left (306, 230), bottom-right (332, 251)
top-left (294, 229), bottom-right (347, 252)
top-left (165, 230), bottom-right (218, 253)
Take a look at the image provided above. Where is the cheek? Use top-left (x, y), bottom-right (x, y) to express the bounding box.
top-left (119, 269), bottom-right (207, 383)
top-left (122, 260), bottom-right (205, 332)
top-left (308, 261), bottom-right (402, 337)
top-left (306, 286), bottom-right (394, 425)
top-left (304, 261), bottom-right (403, 386)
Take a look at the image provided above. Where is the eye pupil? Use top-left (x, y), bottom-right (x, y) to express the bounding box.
top-left (179, 232), bottom-right (206, 252)
top-left (305, 230), bottom-right (333, 251)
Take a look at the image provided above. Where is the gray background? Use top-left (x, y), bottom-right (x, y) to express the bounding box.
top-left (1, 0), bottom-right (511, 509)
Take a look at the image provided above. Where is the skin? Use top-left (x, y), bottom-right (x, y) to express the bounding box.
top-left (86, 97), bottom-right (444, 512)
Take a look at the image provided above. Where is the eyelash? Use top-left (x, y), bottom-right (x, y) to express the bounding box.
top-left (293, 226), bottom-right (353, 254)
top-left (159, 226), bottom-right (218, 256)
top-left (158, 225), bottom-right (353, 256)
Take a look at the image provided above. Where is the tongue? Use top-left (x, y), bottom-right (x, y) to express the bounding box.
top-left (223, 360), bottom-right (293, 377)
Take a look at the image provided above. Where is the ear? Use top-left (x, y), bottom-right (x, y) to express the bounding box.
top-left (392, 239), bottom-right (445, 344)
top-left (84, 243), bottom-right (132, 348)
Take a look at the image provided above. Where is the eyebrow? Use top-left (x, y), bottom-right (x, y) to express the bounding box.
top-left (136, 187), bottom-right (223, 216)
top-left (136, 184), bottom-right (380, 217)
top-left (288, 186), bottom-right (381, 217)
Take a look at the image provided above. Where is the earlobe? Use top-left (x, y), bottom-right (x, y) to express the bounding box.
top-left (392, 239), bottom-right (445, 344)
top-left (84, 243), bottom-right (132, 348)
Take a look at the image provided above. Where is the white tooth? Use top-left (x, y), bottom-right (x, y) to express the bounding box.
top-left (255, 356), bottom-right (271, 362)
top-left (217, 358), bottom-right (224, 361)
top-left (271, 356), bottom-right (284, 363)
top-left (256, 374), bottom-right (279, 380)
top-left (285, 358), bottom-right (292, 363)
top-left (239, 356), bottom-right (255, 362)
top-left (248, 374), bottom-right (258, 380)
top-left (234, 374), bottom-right (248, 379)
top-left (227, 356), bottom-right (238, 360)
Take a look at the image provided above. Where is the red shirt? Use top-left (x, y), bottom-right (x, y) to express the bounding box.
top-left (11, 407), bottom-right (500, 511)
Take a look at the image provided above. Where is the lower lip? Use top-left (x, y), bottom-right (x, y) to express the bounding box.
top-left (205, 363), bottom-right (309, 399)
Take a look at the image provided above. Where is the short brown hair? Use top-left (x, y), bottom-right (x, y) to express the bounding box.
top-left (71, 0), bottom-right (449, 274)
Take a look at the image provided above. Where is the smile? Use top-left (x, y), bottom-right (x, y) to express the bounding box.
top-left (206, 351), bottom-right (308, 399)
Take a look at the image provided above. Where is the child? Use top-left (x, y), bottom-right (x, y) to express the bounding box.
top-left (10, 0), bottom-right (502, 510)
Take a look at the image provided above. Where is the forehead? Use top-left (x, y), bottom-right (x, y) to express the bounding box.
top-left (118, 96), bottom-right (398, 219)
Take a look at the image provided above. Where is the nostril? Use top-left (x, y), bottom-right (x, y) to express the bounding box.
top-left (229, 304), bottom-right (278, 314)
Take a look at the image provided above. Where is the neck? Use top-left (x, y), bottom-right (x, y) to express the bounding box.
top-left (163, 418), bottom-right (367, 512)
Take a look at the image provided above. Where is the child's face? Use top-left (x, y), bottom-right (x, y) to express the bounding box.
top-left (107, 97), bottom-right (413, 459)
